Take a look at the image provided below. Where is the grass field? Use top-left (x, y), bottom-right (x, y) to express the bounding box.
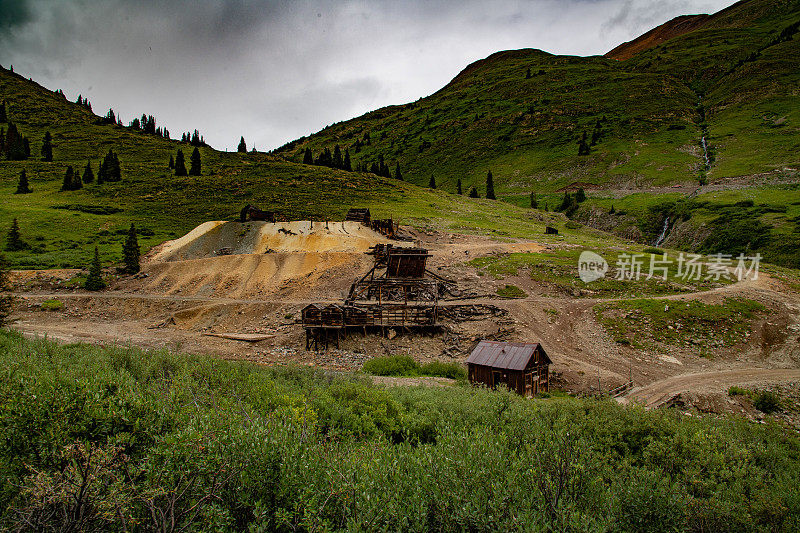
top-left (1, 330), bottom-right (798, 531)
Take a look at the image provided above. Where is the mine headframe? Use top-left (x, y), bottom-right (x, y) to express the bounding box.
top-left (239, 204), bottom-right (276, 223)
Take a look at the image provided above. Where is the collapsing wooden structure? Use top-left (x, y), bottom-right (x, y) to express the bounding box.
top-left (466, 340), bottom-right (551, 396)
top-left (302, 245), bottom-right (444, 350)
top-left (346, 207), bottom-right (398, 239)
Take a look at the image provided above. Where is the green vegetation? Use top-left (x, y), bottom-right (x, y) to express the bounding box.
top-left (470, 247), bottom-right (732, 298)
top-left (362, 355), bottom-right (467, 380)
top-left (576, 188), bottom-right (800, 268)
top-left (275, 1), bottom-right (800, 198)
top-left (727, 386), bottom-right (784, 414)
top-left (497, 284), bottom-right (527, 298)
top-left (39, 299), bottom-right (63, 311)
top-left (1, 65), bottom-right (625, 270)
top-left (595, 297), bottom-right (766, 351)
top-left (1, 331), bottom-right (799, 530)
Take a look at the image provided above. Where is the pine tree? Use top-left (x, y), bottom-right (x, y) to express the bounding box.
top-left (40, 131), bottom-right (53, 162)
top-left (610, 205), bottom-right (616, 214)
top-left (457, 178), bottom-right (462, 195)
top-left (82, 160), bottom-right (94, 184)
top-left (530, 192), bottom-right (538, 209)
top-left (4, 122), bottom-right (28, 160)
top-left (428, 175), bottom-right (436, 189)
top-left (333, 145), bottom-right (343, 169)
top-left (558, 192), bottom-right (573, 212)
top-left (174, 150), bottom-right (187, 176)
top-left (469, 187), bottom-right (479, 198)
top-left (575, 188), bottom-right (586, 203)
top-left (122, 224), bottom-right (140, 274)
top-left (394, 162), bottom-right (402, 181)
top-left (486, 170), bottom-right (496, 200)
top-left (84, 247), bottom-right (106, 291)
top-left (238, 136), bottom-right (247, 153)
top-left (15, 169), bottom-right (31, 194)
top-left (525, 67), bottom-right (531, 79)
top-left (344, 149), bottom-right (352, 171)
top-left (0, 252), bottom-right (13, 327)
top-left (5, 218), bottom-right (26, 251)
top-left (61, 166), bottom-right (75, 191)
top-left (189, 147), bottom-right (201, 176)
top-left (577, 131), bottom-right (590, 156)
top-left (99, 150), bottom-right (121, 182)
top-left (168, 155), bottom-right (174, 169)
top-left (303, 148), bottom-right (313, 164)
top-left (0, 101), bottom-right (7, 123)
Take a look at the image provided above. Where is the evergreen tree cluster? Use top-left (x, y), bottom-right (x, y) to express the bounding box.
top-left (557, 188), bottom-right (587, 216)
top-left (97, 149), bottom-right (122, 183)
top-left (238, 136), bottom-right (247, 153)
top-left (99, 108), bottom-right (123, 126)
top-left (181, 130), bottom-right (206, 147)
top-left (60, 166), bottom-right (82, 191)
top-left (577, 118), bottom-right (607, 155)
top-left (305, 145), bottom-right (353, 172)
top-left (75, 95), bottom-right (92, 111)
top-left (1, 122), bottom-right (31, 161)
top-left (129, 113), bottom-right (169, 138)
top-left (0, 101), bottom-right (7, 123)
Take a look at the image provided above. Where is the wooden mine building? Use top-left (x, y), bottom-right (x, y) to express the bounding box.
top-left (466, 340), bottom-right (551, 396)
top-left (302, 243), bottom-right (445, 350)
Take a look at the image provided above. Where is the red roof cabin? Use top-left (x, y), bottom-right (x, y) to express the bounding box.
top-left (466, 340), bottom-right (551, 396)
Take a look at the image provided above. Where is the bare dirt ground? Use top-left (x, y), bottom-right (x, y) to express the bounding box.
top-left (8, 220), bottom-right (800, 417)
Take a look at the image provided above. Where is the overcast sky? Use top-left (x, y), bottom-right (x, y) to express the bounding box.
top-left (0, 0), bottom-right (737, 151)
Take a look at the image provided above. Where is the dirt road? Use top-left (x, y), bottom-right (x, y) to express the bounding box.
top-left (621, 368), bottom-right (800, 408)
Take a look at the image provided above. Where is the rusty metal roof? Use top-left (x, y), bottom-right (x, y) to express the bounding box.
top-left (466, 340), bottom-right (550, 370)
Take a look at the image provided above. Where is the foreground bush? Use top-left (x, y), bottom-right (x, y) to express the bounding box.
top-left (0, 330), bottom-right (798, 531)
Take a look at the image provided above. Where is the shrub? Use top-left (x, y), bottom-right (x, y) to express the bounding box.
top-left (497, 284), bottom-right (527, 298)
top-left (362, 355), bottom-right (420, 376)
top-left (753, 390), bottom-right (782, 414)
top-left (40, 299), bottom-right (63, 311)
top-left (420, 361), bottom-right (467, 380)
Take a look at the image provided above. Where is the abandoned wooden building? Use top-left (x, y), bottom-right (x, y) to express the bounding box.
top-left (466, 340), bottom-right (551, 396)
top-left (302, 245), bottom-right (446, 349)
top-left (345, 208), bottom-right (371, 225)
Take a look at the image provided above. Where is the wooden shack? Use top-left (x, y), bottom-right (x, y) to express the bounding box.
top-left (345, 208), bottom-right (371, 225)
top-left (466, 340), bottom-right (551, 396)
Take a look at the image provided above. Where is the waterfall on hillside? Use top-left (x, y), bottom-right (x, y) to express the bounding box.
top-left (701, 135), bottom-right (711, 170)
top-left (654, 217), bottom-right (670, 247)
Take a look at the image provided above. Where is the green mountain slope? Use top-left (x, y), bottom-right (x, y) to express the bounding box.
top-left (0, 67), bottom-right (579, 269)
top-left (274, 0), bottom-right (800, 199)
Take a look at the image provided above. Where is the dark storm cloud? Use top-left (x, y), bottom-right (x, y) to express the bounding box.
top-left (0, 0), bottom-right (737, 151)
top-left (0, 0), bottom-right (33, 30)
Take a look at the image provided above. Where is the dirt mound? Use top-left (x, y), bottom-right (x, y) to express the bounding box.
top-left (149, 221), bottom-right (397, 263)
top-left (139, 252), bottom-right (373, 299)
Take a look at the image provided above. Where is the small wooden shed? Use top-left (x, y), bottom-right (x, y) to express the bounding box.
top-left (466, 340), bottom-right (551, 396)
top-left (345, 208), bottom-right (371, 225)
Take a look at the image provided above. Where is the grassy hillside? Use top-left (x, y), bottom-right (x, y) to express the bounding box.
top-left (1, 330), bottom-right (798, 531)
top-left (0, 66), bottom-right (607, 270)
top-left (274, 0), bottom-right (800, 197)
